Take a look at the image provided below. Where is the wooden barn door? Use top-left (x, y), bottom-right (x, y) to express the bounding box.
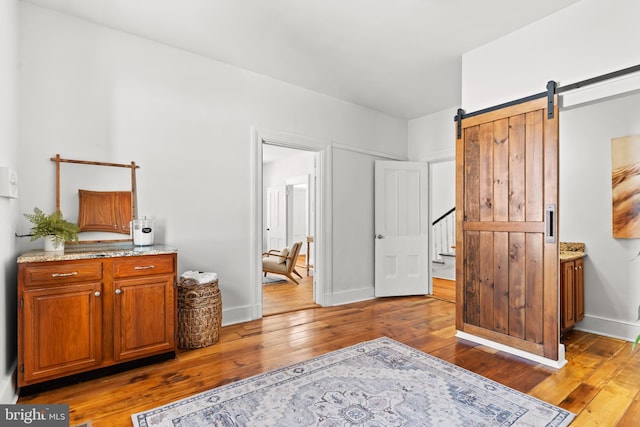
top-left (456, 96), bottom-right (560, 361)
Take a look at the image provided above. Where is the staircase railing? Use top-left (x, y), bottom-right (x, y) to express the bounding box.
top-left (432, 207), bottom-right (455, 263)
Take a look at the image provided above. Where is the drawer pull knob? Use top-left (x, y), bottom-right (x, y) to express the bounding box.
top-left (94, 291), bottom-right (101, 297)
top-left (134, 265), bottom-right (155, 270)
top-left (115, 289), bottom-right (122, 294)
top-left (52, 271), bottom-right (78, 278)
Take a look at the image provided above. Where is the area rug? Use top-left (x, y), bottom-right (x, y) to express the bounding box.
top-left (131, 337), bottom-right (574, 427)
top-left (262, 275), bottom-right (287, 284)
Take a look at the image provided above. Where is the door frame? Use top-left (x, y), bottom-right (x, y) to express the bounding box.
top-left (425, 150), bottom-right (456, 295)
top-left (250, 127), bottom-right (328, 319)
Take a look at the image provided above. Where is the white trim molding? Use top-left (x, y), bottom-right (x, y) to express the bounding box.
top-left (250, 126), bottom-right (330, 315)
top-left (456, 331), bottom-right (567, 369)
top-left (560, 70), bottom-right (640, 110)
top-left (422, 149), bottom-right (455, 163)
top-left (331, 142), bottom-right (408, 161)
top-left (576, 314), bottom-right (640, 343)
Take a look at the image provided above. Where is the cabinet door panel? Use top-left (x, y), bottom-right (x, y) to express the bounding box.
top-left (113, 275), bottom-right (175, 361)
top-left (78, 190), bottom-right (118, 232)
top-left (78, 190), bottom-right (132, 234)
top-left (22, 283), bottom-right (102, 383)
top-left (561, 261), bottom-right (575, 331)
top-left (115, 191), bottom-right (132, 234)
top-left (575, 258), bottom-right (585, 322)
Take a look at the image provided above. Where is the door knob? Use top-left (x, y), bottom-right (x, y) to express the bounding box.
top-left (376, 234), bottom-right (384, 239)
top-left (94, 291), bottom-right (101, 297)
top-left (115, 289), bottom-right (122, 294)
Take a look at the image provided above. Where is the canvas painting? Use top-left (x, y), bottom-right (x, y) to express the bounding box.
top-left (612, 135), bottom-right (640, 238)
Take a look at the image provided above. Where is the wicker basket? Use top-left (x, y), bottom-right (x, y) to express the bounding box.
top-left (177, 277), bottom-right (221, 349)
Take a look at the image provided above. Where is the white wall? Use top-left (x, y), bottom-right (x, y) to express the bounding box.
top-left (462, 0), bottom-right (640, 113)
top-left (0, 0), bottom-right (18, 404)
top-left (408, 107), bottom-right (457, 161)
top-left (431, 161), bottom-right (455, 220)
top-left (461, 0), bottom-right (640, 341)
top-left (560, 92), bottom-right (640, 339)
top-left (262, 150), bottom-right (316, 253)
top-left (330, 148), bottom-right (386, 305)
top-left (17, 4), bottom-right (407, 325)
top-left (408, 107), bottom-right (458, 269)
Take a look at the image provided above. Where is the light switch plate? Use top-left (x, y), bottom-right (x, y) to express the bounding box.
top-left (0, 167), bottom-right (18, 198)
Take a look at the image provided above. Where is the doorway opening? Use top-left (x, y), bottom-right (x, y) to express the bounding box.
top-left (429, 158), bottom-right (456, 303)
top-left (262, 144), bottom-right (320, 316)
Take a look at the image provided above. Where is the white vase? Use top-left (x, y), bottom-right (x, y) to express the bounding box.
top-left (43, 236), bottom-right (64, 252)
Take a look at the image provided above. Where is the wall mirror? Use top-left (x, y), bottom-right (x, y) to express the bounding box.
top-left (52, 154), bottom-right (139, 243)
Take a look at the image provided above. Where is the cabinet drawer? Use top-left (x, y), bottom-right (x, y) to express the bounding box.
top-left (113, 255), bottom-right (175, 278)
top-left (23, 262), bottom-right (103, 287)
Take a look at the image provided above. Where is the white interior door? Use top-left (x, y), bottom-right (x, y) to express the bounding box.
top-left (375, 161), bottom-right (429, 297)
top-left (266, 185), bottom-right (287, 250)
top-left (288, 184), bottom-right (308, 252)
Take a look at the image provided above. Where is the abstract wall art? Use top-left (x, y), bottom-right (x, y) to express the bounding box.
top-left (612, 135), bottom-right (640, 238)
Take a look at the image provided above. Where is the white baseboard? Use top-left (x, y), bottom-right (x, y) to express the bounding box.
top-left (218, 286), bottom-right (374, 327)
top-left (575, 314), bottom-right (640, 342)
top-left (328, 287), bottom-right (375, 307)
top-left (456, 331), bottom-right (567, 369)
top-left (220, 305), bottom-right (254, 327)
top-left (0, 363), bottom-right (17, 404)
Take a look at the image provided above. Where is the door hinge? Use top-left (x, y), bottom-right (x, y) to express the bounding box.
top-left (20, 364), bottom-right (24, 373)
top-left (20, 298), bottom-right (23, 308)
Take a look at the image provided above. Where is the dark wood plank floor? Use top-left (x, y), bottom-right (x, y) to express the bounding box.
top-left (17, 296), bottom-right (640, 426)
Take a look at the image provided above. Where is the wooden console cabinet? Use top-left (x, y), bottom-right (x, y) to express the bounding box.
top-left (560, 257), bottom-right (584, 334)
top-left (17, 247), bottom-right (177, 388)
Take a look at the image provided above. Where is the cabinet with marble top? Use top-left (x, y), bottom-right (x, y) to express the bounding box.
top-left (17, 243), bottom-right (178, 390)
top-left (559, 242), bottom-right (586, 335)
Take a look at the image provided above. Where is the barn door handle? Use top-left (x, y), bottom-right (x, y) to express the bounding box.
top-left (545, 204), bottom-right (556, 243)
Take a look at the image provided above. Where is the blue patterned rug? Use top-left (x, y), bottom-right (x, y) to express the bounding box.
top-left (131, 337), bottom-right (574, 426)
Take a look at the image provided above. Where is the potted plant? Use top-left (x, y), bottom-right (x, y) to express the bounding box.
top-left (24, 207), bottom-right (80, 251)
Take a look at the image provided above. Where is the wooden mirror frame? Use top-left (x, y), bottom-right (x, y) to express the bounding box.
top-left (51, 154), bottom-right (139, 243)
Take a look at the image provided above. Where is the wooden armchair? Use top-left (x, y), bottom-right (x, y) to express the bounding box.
top-left (262, 241), bottom-right (303, 284)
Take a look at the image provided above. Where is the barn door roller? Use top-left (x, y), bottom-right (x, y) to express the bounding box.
top-left (546, 80), bottom-right (556, 119)
top-left (456, 108), bottom-right (464, 139)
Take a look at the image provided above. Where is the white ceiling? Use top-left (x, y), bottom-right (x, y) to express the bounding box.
top-left (23, 0), bottom-right (582, 119)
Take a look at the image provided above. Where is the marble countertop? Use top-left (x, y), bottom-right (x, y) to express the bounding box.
top-left (559, 242), bottom-right (586, 262)
top-left (559, 251), bottom-right (586, 261)
top-left (18, 242), bottom-right (177, 263)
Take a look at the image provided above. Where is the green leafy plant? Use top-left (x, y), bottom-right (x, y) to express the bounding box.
top-left (24, 207), bottom-right (80, 245)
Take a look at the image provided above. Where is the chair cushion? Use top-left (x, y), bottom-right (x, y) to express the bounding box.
top-left (263, 257), bottom-right (288, 273)
top-left (277, 247), bottom-right (289, 264)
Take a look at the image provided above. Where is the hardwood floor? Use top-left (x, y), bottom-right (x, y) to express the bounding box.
top-left (262, 259), bottom-right (318, 316)
top-left (17, 296), bottom-right (640, 426)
